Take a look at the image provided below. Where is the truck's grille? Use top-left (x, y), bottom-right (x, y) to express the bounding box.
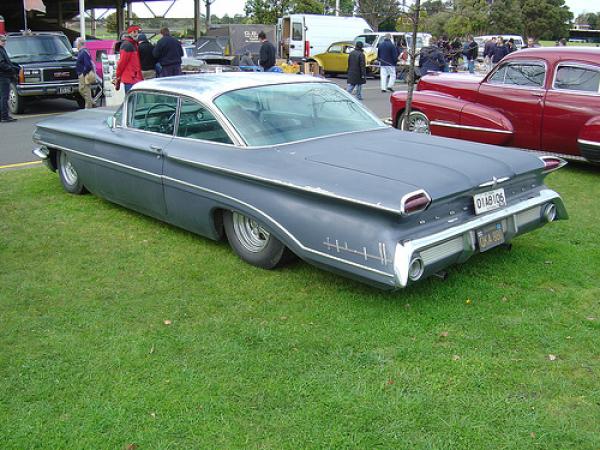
top-left (43, 68), bottom-right (77, 82)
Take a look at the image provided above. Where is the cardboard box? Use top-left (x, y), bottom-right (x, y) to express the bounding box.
top-left (302, 61), bottom-right (320, 76)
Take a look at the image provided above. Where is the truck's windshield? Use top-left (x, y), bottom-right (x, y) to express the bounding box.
top-left (6, 35), bottom-right (73, 63)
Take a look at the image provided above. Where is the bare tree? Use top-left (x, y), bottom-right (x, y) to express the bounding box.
top-left (357, 0), bottom-right (401, 31)
top-left (205, 0), bottom-right (217, 29)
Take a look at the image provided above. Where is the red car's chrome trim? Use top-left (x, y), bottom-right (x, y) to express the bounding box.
top-left (430, 121), bottom-right (513, 134)
top-left (578, 139), bottom-right (600, 149)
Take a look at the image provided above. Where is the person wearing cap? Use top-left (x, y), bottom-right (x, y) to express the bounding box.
top-left (0, 34), bottom-right (20, 122)
top-left (153, 27), bottom-right (183, 77)
top-left (377, 33), bottom-right (399, 93)
top-left (116, 25), bottom-right (143, 93)
top-left (138, 33), bottom-right (157, 79)
top-left (346, 41), bottom-right (366, 100)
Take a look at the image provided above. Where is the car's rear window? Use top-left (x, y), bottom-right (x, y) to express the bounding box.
top-left (214, 82), bottom-right (385, 146)
top-left (554, 65), bottom-right (600, 92)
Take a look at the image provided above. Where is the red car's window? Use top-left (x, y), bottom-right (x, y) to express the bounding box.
top-left (554, 65), bottom-right (600, 93)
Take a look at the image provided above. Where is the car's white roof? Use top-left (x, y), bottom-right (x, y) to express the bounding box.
top-left (131, 72), bottom-right (328, 102)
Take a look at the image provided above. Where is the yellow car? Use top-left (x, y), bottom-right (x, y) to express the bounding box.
top-left (311, 41), bottom-right (378, 76)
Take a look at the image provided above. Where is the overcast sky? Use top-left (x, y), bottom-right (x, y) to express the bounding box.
top-left (128, 0), bottom-right (592, 19)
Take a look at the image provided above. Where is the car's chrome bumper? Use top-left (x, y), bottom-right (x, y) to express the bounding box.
top-left (393, 189), bottom-right (567, 287)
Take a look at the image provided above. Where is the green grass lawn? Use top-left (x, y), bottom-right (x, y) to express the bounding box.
top-left (1, 165), bottom-right (599, 449)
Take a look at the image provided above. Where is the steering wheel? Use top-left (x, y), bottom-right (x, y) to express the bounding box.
top-left (144, 103), bottom-right (177, 133)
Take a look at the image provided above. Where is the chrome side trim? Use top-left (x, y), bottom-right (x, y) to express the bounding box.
top-left (578, 139), bottom-right (600, 149)
top-left (168, 154), bottom-right (402, 215)
top-left (36, 140), bottom-right (395, 281)
top-left (394, 189), bottom-right (565, 287)
top-left (430, 120), bottom-right (513, 134)
top-left (36, 141), bottom-right (162, 180)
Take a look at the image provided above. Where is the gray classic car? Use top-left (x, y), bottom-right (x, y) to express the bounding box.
top-left (32, 73), bottom-right (567, 289)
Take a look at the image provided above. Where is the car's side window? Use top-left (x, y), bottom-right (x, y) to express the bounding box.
top-left (504, 63), bottom-right (545, 87)
top-left (488, 62), bottom-right (545, 87)
top-left (127, 92), bottom-right (178, 135)
top-left (328, 44), bottom-right (342, 54)
top-left (176, 98), bottom-right (233, 144)
top-left (554, 65), bottom-right (600, 93)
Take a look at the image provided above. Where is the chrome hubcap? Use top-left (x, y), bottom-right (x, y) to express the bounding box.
top-left (60, 152), bottom-right (78, 186)
top-left (232, 212), bottom-right (270, 252)
top-left (406, 113), bottom-right (430, 134)
top-left (8, 88), bottom-right (16, 110)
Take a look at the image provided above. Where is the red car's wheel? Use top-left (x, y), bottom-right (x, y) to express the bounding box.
top-left (399, 111), bottom-right (431, 134)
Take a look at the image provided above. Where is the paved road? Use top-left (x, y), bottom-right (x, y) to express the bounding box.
top-left (0, 77), bottom-right (407, 170)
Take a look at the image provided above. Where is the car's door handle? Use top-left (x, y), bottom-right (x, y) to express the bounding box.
top-left (149, 145), bottom-right (162, 153)
top-left (530, 92), bottom-right (544, 97)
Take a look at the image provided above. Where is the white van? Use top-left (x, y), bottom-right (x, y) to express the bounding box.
top-left (277, 14), bottom-right (373, 60)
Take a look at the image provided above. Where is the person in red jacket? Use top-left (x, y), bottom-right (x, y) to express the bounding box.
top-left (116, 25), bottom-right (143, 93)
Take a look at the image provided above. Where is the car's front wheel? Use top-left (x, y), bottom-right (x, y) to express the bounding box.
top-left (399, 111), bottom-right (431, 134)
top-left (223, 210), bottom-right (291, 269)
top-left (58, 150), bottom-right (87, 194)
top-left (8, 83), bottom-right (25, 115)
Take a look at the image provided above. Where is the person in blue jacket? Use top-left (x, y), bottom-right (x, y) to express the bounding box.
top-left (75, 37), bottom-right (95, 108)
top-left (377, 34), bottom-right (399, 93)
top-left (153, 27), bottom-right (183, 77)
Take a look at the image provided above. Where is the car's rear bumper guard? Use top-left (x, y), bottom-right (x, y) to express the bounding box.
top-left (393, 188), bottom-right (567, 287)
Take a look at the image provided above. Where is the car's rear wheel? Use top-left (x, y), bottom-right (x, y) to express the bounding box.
top-left (58, 150), bottom-right (87, 194)
top-left (399, 111), bottom-right (431, 134)
top-left (8, 83), bottom-right (25, 115)
top-left (223, 210), bottom-right (291, 269)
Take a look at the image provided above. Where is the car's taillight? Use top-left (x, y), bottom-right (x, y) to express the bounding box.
top-left (304, 40), bottom-right (310, 58)
top-left (539, 156), bottom-right (566, 173)
top-left (401, 190), bottom-right (431, 215)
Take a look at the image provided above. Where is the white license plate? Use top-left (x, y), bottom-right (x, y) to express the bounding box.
top-left (473, 188), bottom-right (506, 215)
top-left (58, 86), bottom-right (72, 94)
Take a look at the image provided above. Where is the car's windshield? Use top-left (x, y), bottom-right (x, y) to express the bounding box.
top-left (6, 35), bottom-right (73, 63)
top-left (214, 82), bottom-right (385, 146)
top-left (355, 34), bottom-right (378, 47)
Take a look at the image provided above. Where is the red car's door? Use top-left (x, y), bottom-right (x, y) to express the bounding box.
top-left (542, 62), bottom-right (600, 157)
top-left (476, 60), bottom-right (547, 150)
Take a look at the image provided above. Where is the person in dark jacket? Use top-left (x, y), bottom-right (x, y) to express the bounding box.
top-left (463, 35), bottom-right (478, 74)
top-left (153, 27), bottom-right (183, 77)
top-left (418, 38), bottom-right (445, 75)
top-left (377, 34), bottom-right (399, 93)
top-left (506, 38), bottom-right (517, 53)
top-left (258, 30), bottom-right (276, 71)
top-left (483, 36), bottom-right (497, 72)
top-left (346, 41), bottom-right (366, 100)
top-left (0, 34), bottom-right (20, 122)
top-left (138, 33), bottom-right (157, 79)
top-left (74, 37), bottom-right (95, 108)
top-left (116, 25), bottom-right (143, 93)
top-left (491, 37), bottom-right (509, 65)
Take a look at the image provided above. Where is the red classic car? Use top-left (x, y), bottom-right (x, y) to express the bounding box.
top-left (390, 47), bottom-right (600, 163)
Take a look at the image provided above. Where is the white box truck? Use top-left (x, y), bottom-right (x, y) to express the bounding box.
top-left (277, 14), bottom-right (373, 61)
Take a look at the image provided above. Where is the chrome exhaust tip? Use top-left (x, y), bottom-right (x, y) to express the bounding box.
top-left (543, 203), bottom-right (557, 223)
top-left (408, 255), bottom-right (424, 281)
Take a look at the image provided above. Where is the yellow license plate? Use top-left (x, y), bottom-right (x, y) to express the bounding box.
top-left (477, 223), bottom-right (505, 252)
